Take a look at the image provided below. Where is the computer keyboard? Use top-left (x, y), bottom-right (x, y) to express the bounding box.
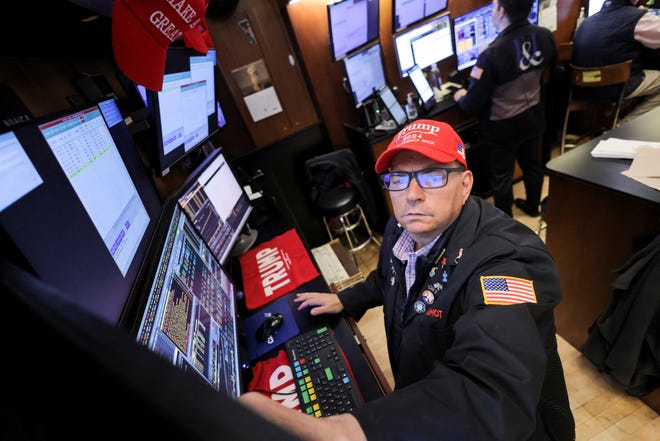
top-left (444, 84), bottom-right (461, 94)
top-left (285, 326), bottom-right (362, 417)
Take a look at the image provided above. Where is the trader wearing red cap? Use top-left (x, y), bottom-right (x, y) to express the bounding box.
top-left (239, 120), bottom-right (574, 441)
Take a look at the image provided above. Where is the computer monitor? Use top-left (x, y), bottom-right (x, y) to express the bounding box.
top-left (177, 145), bottom-right (254, 265)
top-left (327, 0), bottom-right (380, 61)
top-left (453, 4), bottom-right (498, 72)
top-left (377, 85), bottom-right (407, 127)
top-left (131, 200), bottom-right (243, 396)
top-left (392, 0), bottom-right (448, 33)
top-left (393, 12), bottom-right (454, 78)
top-left (408, 65), bottom-right (436, 111)
top-left (587, 0), bottom-right (606, 16)
top-left (0, 98), bottom-right (163, 325)
top-left (343, 42), bottom-right (387, 106)
top-left (143, 47), bottom-right (221, 176)
top-left (528, 0), bottom-right (539, 24)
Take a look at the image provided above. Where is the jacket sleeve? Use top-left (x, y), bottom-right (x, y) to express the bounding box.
top-left (456, 50), bottom-right (496, 116)
top-left (352, 239), bottom-right (562, 440)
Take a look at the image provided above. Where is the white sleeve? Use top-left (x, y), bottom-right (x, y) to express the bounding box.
top-left (634, 12), bottom-right (660, 49)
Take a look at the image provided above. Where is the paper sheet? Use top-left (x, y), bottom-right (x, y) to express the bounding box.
top-left (621, 147), bottom-right (660, 191)
top-left (590, 138), bottom-right (660, 159)
top-left (311, 243), bottom-right (350, 285)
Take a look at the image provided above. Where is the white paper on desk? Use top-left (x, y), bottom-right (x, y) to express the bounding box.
top-left (621, 147), bottom-right (660, 191)
top-left (311, 244), bottom-right (350, 285)
top-left (590, 138), bottom-right (660, 159)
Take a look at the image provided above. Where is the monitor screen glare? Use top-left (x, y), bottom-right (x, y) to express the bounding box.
top-left (393, 0), bottom-right (448, 32)
top-left (394, 13), bottom-right (453, 78)
top-left (328, 0), bottom-right (380, 61)
top-left (343, 43), bottom-right (387, 106)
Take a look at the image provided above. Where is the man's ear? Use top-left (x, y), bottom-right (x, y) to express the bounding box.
top-left (461, 170), bottom-right (474, 202)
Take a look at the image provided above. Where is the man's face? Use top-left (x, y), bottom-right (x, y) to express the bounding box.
top-left (387, 151), bottom-right (472, 247)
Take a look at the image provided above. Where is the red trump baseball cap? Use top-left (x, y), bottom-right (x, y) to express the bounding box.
top-left (112, 0), bottom-right (210, 91)
top-left (374, 119), bottom-right (468, 173)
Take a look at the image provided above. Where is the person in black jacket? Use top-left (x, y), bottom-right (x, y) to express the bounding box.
top-left (453, 0), bottom-right (556, 218)
top-left (572, 0), bottom-right (660, 125)
top-left (238, 119), bottom-right (575, 441)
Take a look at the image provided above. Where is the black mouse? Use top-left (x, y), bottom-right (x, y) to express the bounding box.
top-left (256, 313), bottom-right (284, 342)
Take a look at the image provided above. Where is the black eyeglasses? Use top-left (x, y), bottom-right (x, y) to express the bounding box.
top-left (380, 167), bottom-right (464, 191)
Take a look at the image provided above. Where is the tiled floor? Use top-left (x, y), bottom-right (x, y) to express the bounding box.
top-left (349, 176), bottom-right (660, 440)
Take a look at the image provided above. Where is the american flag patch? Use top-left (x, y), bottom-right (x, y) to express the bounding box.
top-left (480, 276), bottom-right (537, 305)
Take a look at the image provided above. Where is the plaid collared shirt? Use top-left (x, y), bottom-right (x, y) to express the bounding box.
top-left (393, 229), bottom-right (440, 297)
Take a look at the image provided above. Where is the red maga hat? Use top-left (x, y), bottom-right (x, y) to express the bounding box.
top-left (112, 0), bottom-right (210, 91)
top-left (374, 119), bottom-right (468, 173)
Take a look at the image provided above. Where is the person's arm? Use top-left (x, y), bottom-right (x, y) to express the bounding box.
top-left (634, 12), bottom-right (660, 49)
top-left (454, 55), bottom-right (495, 115)
top-left (238, 392), bottom-right (367, 441)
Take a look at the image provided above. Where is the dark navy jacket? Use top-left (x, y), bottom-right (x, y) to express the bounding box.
top-left (457, 20), bottom-right (556, 142)
top-left (573, 0), bottom-right (648, 98)
top-left (339, 197), bottom-right (574, 440)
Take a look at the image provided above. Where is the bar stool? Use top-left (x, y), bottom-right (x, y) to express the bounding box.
top-left (316, 184), bottom-right (377, 255)
top-left (305, 149), bottom-right (381, 262)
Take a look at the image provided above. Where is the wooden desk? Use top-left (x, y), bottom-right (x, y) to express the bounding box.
top-left (545, 107), bottom-right (660, 412)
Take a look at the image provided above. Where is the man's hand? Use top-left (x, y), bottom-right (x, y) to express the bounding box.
top-left (294, 292), bottom-right (344, 315)
top-left (453, 88), bottom-right (467, 102)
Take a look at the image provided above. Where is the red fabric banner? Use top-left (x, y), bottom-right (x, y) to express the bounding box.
top-left (239, 228), bottom-right (319, 310)
top-left (248, 349), bottom-right (300, 410)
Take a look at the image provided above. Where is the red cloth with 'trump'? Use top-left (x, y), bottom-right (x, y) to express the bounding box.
top-left (239, 229), bottom-right (319, 310)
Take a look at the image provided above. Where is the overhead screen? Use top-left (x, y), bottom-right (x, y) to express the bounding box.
top-left (327, 0), bottom-right (380, 61)
top-left (0, 98), bottom-right (163, 325)
top-left (143, 47), bottom-right (221, 176)
top-left (393, 13), bottom-right (454, 78)
top-left (392, 0), bottom-right (448, 33)
top-left (343, 42), bottom-right (387, 106)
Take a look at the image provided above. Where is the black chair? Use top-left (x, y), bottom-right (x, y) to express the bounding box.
top-left (305, 149), bottom-right (380, 259)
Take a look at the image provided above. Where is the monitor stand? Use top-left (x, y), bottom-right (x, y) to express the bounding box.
top-left (230, 223), bottom-right (258, 257)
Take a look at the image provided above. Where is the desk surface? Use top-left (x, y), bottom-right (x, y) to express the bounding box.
top-left (235, 217), bottom-right (388, 403)
top-left (545, 106), bottom-right (660, 205)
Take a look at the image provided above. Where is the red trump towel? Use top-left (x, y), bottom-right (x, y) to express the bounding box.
top-left (248, 349), bottom-right (300, 410)
top-left (239, 229), bottom-right (319, 310)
